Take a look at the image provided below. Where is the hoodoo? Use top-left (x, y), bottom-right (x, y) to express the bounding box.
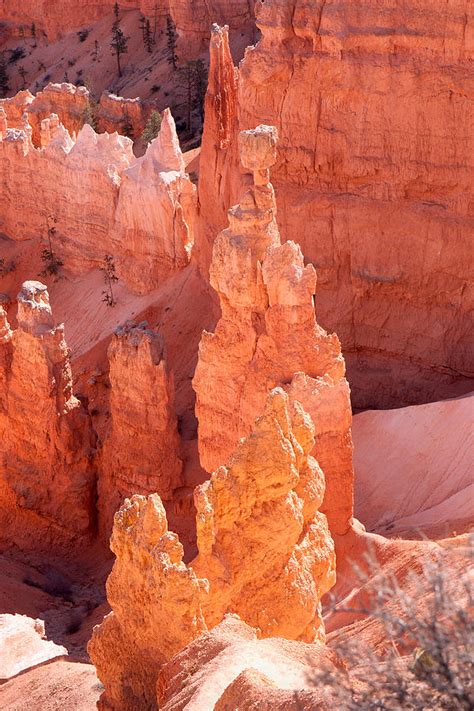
top-left (0, 282), bottom-right (96, 549)
top-left (193, 124), bottom-right (354, 536)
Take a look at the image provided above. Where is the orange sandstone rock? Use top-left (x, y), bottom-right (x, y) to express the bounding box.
top-left (89, 387), bottom-right (335, 709)
top-left (97, 91), bottom-right (146, 139)
top-left (0, 109), bottom-right (196, 293)
top-left (98, 321), bottom-right (183, 539)
top-left (193, 125), bottom-right (354, 535)
top-left (88, 493), bottom-right (207, 711)
top-left (235, 0), bottom-right (474, 407)
top-left (0, 282), bottom-right (96, 550)
top-left (192, 387), bottom-right (336, 641)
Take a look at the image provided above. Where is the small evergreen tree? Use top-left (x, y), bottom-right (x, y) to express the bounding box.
top-left (141, 110), bottom-right (162, 145)
top-left (139, 14), bottom-right (146, 41)
top-left (101, 255), bottom-right (118, 307)
top-left (82, 77), bottom-right (99, 130)
top-left (144, 19), bottom-right (153, 53)
top-left (18, 64), bottom-right (27, 89)
top-left (193, 58), bottom-right (208, 125)
top-left (31, 22), bottom-right (36, 38)
top-left (166, 16), bottom-right (178, 70)
top-left (177, 60), bottom-right (208, 133)
top-left (40, 215), bottom-right (64, 277)
top-left (113, 2), bottom-right (120, 20)
top-left (110, 25), bottom-right (128, 78)
top-left (0, 53), bottom-right (9, 97)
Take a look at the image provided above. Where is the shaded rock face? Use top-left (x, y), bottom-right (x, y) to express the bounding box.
top-left (205, 2), bottom-right (474, 408)
top-left (0, 0), bottom-right (255, 51)
top-left (194, 125), bottom-right (354, 536)
top-left (97, 92), bottom-right (146, 140)
top-left (98, 321), bottom-right (183, 539)
top-left (0, 108), bottom-right (196, 293)
top-left (0, 282), bottom-right (96, 550)
top-left (89, 387), bottom-right (335, 710)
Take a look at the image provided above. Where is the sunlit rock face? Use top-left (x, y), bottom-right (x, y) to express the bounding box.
top-left (89, 387), bottom-right (335, 710)
top-left (194, 125), bottom-right (354, 536)
top-left (0, 282), bottom-right (96, 550)
top-left (0, 109), bottom-right (196, 293)
top-left (201, 0), bottom-right (474, 408)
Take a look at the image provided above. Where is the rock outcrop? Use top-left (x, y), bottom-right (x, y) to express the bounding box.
top-left (0, 614), bottom-right (67, 680)
top-left (0, 84), bottom-right (89, 146)
top-left (0, 108), bottom-right (196, 293)
top-left (98, 321), bottom-right (183, 539)
top-left (97, 92), bottom-right (146, 139)
top-left (201, 0), bottom-right (474, 408)
top-left (157, 615), bottom-right (341, 711)
top-left (89, 387), bottom-right (335, 709)
top-left (195, 25), bottom-right (241, 277)
top-left (0, 282), bottom-right (96, 549)
top-left (193, 125), bottom-right (354, 535)
top-left (89, 493), bottom-right (207, 711)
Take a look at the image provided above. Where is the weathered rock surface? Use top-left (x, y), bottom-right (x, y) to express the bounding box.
top-left (0, 84), bottom-right (89, 147)
top-left (205, 0), bottom-right (474, 408)
top-left (97, 91), bottom-right (146, 139)
top-left (194, 125), bottom-right (354, 535)
top-left (98, 320), bottom-right (183, 538)
top-left (0, 282), bottom-right (96, 549)
top-left (157, 615), bottom-right (341, 711)
top-left (0, 1), bottom-right (255, 53)
top-left (0, 614), bottom-right (67, 680)
top-left (0, 108), bottom-right (196, 293)
top-left (89, 387), bottom-right (335, 709)
top-left (89, 493), bottom-right (207, 711)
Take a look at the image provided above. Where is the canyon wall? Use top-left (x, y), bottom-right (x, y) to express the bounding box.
top-left (202, 3), bottom-right (474, 408)
top-left (194, 125), bottom-right (354, 536)
top-left (0, 282), bottom-right (96, 550)
top-left (0, 107), bottom-right (195, 293)
top-left (0, 0), bottom-right (255, 54)
top-left (89, 386), bottom-right (335, 710)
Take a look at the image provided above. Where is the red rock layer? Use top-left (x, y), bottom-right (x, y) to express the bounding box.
top-left (0, 108), bottom-right (196, 293)
top-left (89, 387), bottom-right (335, 710)
top-left (0, 1), bottom-right (255, 52)
top-left (97, 91), bottom-right (146, 139)
top-left (98, 321), bottom-right (183, 539)
top-left (0, 282), bottom-right (96, 550)
top-left (200, 3), bottom-right (474, 407)
top-left (194, 125), bottom-right (354, 536)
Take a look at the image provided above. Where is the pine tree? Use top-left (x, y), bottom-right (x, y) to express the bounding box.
top-left (110, 25), bottom-right (128, 78)
top-left (18, 64), bottom-right (27, 89)
top-left (144, 19), bottom-right (153, 53)
top-left (101, 255), bottom-right (118, 307)
top-left (113, 2), bottom-right (120, 20)
top-left (0, 53), bottom-right (9, 97)
top-left (40, 215), bottom-right (64, 277)
top-left (193, 59), bottom-right (208, 125)
top-left (166, 16), bottom-right (178, 70)
top-left (141, 110), bottom-right (162, 145)
top-left (139, 14), bottom-right (146, 41)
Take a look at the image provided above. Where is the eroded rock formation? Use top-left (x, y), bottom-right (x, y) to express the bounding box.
top-left (0, 282), bottom-right (96, 549)
top-left (194, 124), bottom-right (354, 535)
top-left (97, 92), bottom-right (146, 139)
top-left (89, 387), bottom-right (335, 709)
top-left (0, 84), bottom-right (89, 146)
top-left (0, 107), bottom-right (196, 292)
top-left (201, 2), bottom-right (474, 407)
top-left (98, 321), bottom-right (183, 538)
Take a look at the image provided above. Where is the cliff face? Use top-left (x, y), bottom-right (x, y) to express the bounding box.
top-left (0, 108), bottom-right (196, 293)
top-left (194, 125), bottom-right (354, 536)
top-left (0, 0), bottom-right (255, 51)
top-left (89, 387), bottom-right (335, 710)
top-left (0, 282), bottom-right (96, 550)
top-left (204, 2), bottom-right (474, 408)
top-left (98, 321), bottom-right (183, 539)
